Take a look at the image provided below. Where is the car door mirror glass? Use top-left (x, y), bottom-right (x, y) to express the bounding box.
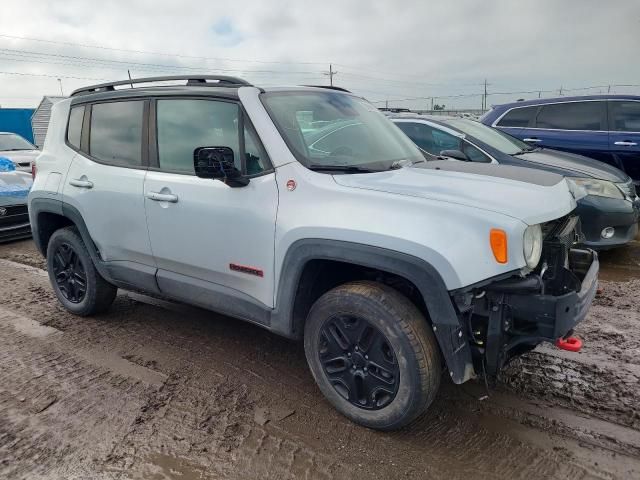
top-left (193, 146), bottom-right (249, 187)
top-left (439, 149), bottom-right (469, 161)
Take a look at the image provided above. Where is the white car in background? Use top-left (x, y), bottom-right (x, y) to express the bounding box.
top-left (0, 132), bottom-right (39, 173)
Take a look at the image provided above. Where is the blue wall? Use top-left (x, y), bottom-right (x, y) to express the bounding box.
top-left (0, 109), bottom-right (36, 143)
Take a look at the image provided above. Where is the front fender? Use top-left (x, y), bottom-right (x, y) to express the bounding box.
top-left (270, 239), bottom-right (476, 384)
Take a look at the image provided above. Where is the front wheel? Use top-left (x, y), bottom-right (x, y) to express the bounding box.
top-left (304, 281), bottom-right (441, 430)
top-left (47, 227), bottom-right (117, 316)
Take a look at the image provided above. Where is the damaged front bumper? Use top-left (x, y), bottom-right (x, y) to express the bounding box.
top-left (455, 247), bottom-right (599, 378)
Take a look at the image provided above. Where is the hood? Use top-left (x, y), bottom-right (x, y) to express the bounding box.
top-left (332, 161), bottom-right (576, 226)
top-left (516, 149), bottom-right (629, 182)
top-left (0, 149), bottom-right (39, 171)
top-left (0, 170), bottom-right (32, 205)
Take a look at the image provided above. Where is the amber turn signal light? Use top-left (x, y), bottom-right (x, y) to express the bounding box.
top-left (490, 229), bottom-right (508, 264)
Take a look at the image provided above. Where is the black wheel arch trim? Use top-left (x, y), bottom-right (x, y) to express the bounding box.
top-left (271, 239), bottom-right (475, 384)
top-left (29, 202), bottom-right (475, 383)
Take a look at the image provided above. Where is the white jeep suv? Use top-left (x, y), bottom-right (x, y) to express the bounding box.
top-left (28, 76), bottom-right (598, 430)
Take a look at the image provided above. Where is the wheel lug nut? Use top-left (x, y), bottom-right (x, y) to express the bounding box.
top-left (355, 346), bottom-right (359, 351)
top-left (364, 355), bottom-right (368, 360)
top-left (364, 367), bottom-right (368, 372)
top-left (347, 353), bottom-right (351, 357)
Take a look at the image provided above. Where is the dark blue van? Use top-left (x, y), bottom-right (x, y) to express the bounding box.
top-left (481, 95), bottom-right (640, 184)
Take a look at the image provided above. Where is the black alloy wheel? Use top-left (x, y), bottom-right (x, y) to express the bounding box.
top-left (52, 242), bottom-right (87, 303)
top-left (319, 314), bottom-right (400, 410)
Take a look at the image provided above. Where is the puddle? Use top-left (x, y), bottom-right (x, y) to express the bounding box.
top-left (0, 306), bottom-right (61, 338)
top-left (139, 454), bottom-right (211, 480)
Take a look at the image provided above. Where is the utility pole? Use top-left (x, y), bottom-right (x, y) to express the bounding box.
top-left (57, 78), bottom-right (64, 96)
top-left (324, 64), bottom-right (338, 86)
top-left (385, 99), bottom-right (389, 109)
top-left (538, 91), bottom-right (542, 98)
top-left (559, 85), bottom-right (563, 96)
top-left (430, 97), bottom-right (434, 111)
top-left (482, 79), bottom-right (488, 111)
top-left (608, 85), bottom-right (611, 93)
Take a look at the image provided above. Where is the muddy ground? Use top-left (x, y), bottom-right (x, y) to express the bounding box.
top-left (0, 236), bottom-right (639, 480)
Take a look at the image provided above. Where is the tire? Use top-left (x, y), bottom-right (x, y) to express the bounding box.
top-left (46, 226), bottom-right (117, 316)
top-left (304, 281), bottom-right (441, 430)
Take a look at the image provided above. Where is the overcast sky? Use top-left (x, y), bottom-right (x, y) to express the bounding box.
top-left (1, 0), bottom-right (639, 109)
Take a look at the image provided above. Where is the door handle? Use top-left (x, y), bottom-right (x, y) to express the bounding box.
top-left (69, 178), bottom-right (94, 188)
top-left (523, 138), bottom-right (542, 143)
top-left (614, 141), bottom-right (637, 146)
top-left (146, 191), bottom-right (179, 203)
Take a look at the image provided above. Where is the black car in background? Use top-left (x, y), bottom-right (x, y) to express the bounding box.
top-left (392, 115), bottom-right (639, 249)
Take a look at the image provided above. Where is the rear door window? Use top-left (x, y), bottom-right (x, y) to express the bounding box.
top-left (608, 101), bottom-right (640, 132)
top-left (496, 106), bottom-right (537, 127)
top-left (89, 101), bottom-right (144, 167)
top-left (535, 101), bottom-right (605, 131)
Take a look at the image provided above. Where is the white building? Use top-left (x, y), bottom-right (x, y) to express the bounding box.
top-left (31, 96), bottom-right (66, 147)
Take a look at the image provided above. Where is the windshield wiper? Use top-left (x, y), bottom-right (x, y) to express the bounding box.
top-left (308, 164), bottom-right (378, 173)
top-left (389, 158), bottom-right (429, 170)
top-left (513, 147), bottom-right (540, 155)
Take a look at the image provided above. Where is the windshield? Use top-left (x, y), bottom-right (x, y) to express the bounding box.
top-left (0, 133), bottom-right (35, 151)
top-left (261, 91), bottom-right (424, 170)
top-left (445, 119), bottom-right (531, 155)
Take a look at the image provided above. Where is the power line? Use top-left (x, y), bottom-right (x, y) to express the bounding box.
top-left (0, 33), bottom-right (328, 66)
top-left (0, 70), bottom-right (106, 81)
top-left (0, 47), bottom-right (319, 75)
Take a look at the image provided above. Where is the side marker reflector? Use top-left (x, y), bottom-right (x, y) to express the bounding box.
top-left (489, 229), bottom-right (508, 264)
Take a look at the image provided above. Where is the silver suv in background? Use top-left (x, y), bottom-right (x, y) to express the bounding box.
top-left (28, 76), bottom-right (598, 430)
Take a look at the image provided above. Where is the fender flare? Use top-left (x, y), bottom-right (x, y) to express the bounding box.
top-left (29, 197), bottom-right (116, 284)
top-left (270, 239), bottom-right (475, 383)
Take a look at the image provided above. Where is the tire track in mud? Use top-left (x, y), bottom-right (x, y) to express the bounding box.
top-left (1, 245), bottom-right (640, 479)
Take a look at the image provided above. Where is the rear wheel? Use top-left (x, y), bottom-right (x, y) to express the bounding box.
top-left (47, 227), bottom-right (117, 316)
top-left (304, 281), bottom-right (441, 430)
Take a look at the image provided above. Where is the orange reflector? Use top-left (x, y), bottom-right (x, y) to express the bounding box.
top-left (490, 229), bottom-right (508, 264)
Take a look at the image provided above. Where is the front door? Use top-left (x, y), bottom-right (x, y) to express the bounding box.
top-left (143, 98), bottom-right (278, 308)
top-left (608, 100), bottom-right (640, 183)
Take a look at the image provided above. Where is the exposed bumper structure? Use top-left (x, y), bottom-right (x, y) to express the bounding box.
top-left (479, 248), bottom-right (598, 376)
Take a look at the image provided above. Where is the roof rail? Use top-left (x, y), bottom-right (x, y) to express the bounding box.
top-left (302, 85), bottom-right (351, 93)
top-left (70, 75), bottom-right (252, 97)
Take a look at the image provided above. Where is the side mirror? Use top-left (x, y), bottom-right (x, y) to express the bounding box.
top-left (439, 149), bottom-right (469, 161)
top-left (193, 146), bottom-right (249, 187)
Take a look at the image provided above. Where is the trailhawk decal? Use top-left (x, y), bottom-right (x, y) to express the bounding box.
top-left (229, 263), bottom-right (264, 278)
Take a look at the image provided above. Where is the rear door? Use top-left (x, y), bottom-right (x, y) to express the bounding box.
top-left (608, 100), bottom-right (640, 183)
top-left (524, 101), bottom-right (609, 162)
top-left (143, 97), bottom-right (278, 308)
top-left (63, 100), bottom-right (155, 270)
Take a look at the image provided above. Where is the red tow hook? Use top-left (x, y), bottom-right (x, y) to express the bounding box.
top-left (555, 336), bottom-right (583, 352)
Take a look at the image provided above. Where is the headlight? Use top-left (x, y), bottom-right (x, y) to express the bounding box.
top-left (523, 224), bottom-right (542, 269)
top-left (568, 178), bottom-right (624, 199)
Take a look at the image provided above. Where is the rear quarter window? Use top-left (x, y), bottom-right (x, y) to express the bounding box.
top-left (496, 106), bottom-right (537, 127)
top-left (67, 105), bottom-right (85, 149)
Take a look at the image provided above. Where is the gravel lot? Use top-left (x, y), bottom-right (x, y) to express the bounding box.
top-left (0, 236), bottom-right (639, 479)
